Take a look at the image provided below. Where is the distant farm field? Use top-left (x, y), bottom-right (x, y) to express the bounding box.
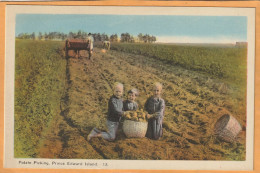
top-left (15, 40), bottom-right (247, 160)
top-left (110, 43), bottom-right (247, 87)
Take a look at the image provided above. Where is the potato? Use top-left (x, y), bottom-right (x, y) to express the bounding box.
top-left (133, 117), bottom-right (138, 121)
top-left (124, 111), bottom-right (129, 117)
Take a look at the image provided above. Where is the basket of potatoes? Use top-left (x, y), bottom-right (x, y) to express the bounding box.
top-left (122, 109), bottom-right (151, 138)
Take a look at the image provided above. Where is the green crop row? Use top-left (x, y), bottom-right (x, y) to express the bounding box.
top-left (15, 40), bottom-right (66, 157)
top-left (111, 43), bottom-right (247, 86)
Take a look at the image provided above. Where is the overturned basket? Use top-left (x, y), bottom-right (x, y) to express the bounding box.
top-left (214, 114), bottom-right (242, 142)
top-left (123, 120), bottom-right (148, 138)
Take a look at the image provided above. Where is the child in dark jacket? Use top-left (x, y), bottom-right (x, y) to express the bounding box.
top-left (123, 88), bottom-right (139, 111)
top-left (145, 82), bottom-right (165, 140)
top-left (87, 82), bottom-right (125, 142)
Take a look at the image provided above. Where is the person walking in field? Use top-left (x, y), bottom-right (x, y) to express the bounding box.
top-left (123, 88), bottom-right (139, 112)
top-left (87, 82), bottom-right (125, 142)
top-left (144, 82), bottom-right (165, 140)
top-left (87, 33), bottom-right (94, 60)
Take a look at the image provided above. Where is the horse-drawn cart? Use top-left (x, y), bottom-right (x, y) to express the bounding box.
top-left (65, 39), bottom-right (93, 59)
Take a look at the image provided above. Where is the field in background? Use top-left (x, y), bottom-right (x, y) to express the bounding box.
top-left (110, 42), bottom-right (247, 87)
top-left (14, 40), bottom-right (247, 160)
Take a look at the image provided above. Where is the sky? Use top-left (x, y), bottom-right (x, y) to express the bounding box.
top-left (16, 14), bottom-right (247, 43)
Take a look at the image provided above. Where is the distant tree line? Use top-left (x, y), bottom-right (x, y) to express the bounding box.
top-left (16, 30), bottom-right (156, 43)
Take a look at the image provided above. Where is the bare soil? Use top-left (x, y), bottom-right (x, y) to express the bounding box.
top-left (38, 48), bottom-right (246, 160)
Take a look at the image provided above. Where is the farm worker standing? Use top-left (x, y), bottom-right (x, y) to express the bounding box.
top-left (87, 33), bottom-right (94, 59)
top-left (87, 82), bottom-right (125, 142)
top-left (144, 82), bottom-right (165, 140)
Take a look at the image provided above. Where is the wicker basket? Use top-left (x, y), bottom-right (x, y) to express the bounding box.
top-left (214, 114), bottom-right (242, 142)
top-left (123, 120), bottom-right (148, 138)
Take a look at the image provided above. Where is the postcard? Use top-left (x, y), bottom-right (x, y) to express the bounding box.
top-left (4, 5), bottom-right (255, 170)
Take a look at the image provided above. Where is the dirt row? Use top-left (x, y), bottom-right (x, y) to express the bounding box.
top-left (38, 48), bottom-right (246, 160)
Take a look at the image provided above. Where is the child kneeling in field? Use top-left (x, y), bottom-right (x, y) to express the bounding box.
top-left (145, 82), bottom-right (165, 140)
top-left (123, 88), bottom-right (139, 111)
top-left (87, 82), bottom-right (125, 142)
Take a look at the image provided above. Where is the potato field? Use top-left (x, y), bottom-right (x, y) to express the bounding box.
top-left (15, 40), bottom-right (247, 160)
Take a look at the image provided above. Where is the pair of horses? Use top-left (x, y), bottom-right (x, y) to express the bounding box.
top-left (65, 39), bottom-right (93, 59)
